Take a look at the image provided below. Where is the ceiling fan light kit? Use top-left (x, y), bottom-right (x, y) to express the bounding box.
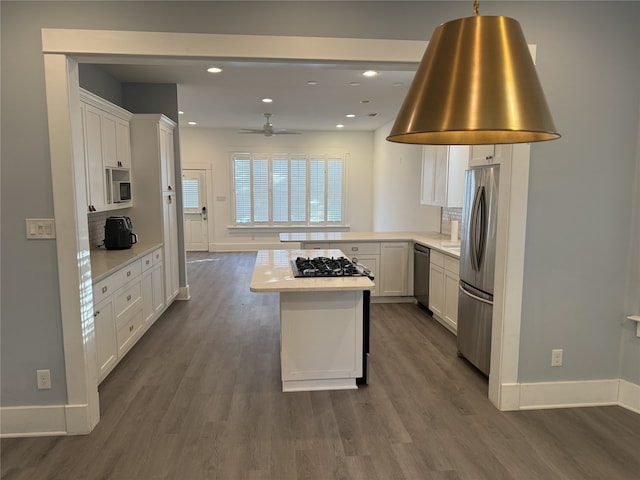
top-left (240, 113), bottom-right (301, 137)
top-left (387, 1), bottom-right (560, 145)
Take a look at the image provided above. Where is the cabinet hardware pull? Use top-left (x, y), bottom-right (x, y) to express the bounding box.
top-left (486, 155), bottom-right (493, 161)
top-left (146, 260), bottom-right (150, 265)
top-left (352, 247), bottom-right (358, 251)
top-left (127, 271), bottom-right (131, 277)
top-left (94, 311), bottom-right (99, 316)
top-left (127, 294), bottom-right (132, 301)
top-left (102, 286), bottom-right (108, 293)
top-left (129, 325), bottom-right (134, 332)
top-left (168, 185), bottom-right (173, 190)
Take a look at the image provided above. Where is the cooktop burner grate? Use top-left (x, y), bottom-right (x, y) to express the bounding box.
top-left (291, 256), bottom-right (373, 279)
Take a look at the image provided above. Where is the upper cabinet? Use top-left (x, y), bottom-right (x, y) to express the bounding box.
top-left (468, 144), bottom-right (511, 167)
top-left (421, 145), bottom-right (469, 208)
top-left (79, 88), bottom-right (133, 213)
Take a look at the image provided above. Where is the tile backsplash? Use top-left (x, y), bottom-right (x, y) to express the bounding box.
top-left (88, 212), bottom-right (110, 248)
top-left (441, 207), bottom-right (462, 239)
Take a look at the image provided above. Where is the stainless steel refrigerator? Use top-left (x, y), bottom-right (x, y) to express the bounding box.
top-left (457, 164), bottom-right (500, 376)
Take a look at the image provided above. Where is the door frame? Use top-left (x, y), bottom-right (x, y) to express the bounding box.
top-left (182, 162), bottom-right (214, 252)
top-left (40, 29), bottom-right (527, 435)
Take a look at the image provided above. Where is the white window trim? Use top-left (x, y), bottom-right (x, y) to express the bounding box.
top-left (230, 152), bottom-right (348, 227)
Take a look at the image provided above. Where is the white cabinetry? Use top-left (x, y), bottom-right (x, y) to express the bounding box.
top-left (334, 242), bottom-right (380, 297)
top-left (421, 145), bottom-right (469, 208)
top-left (79, 88), bottom-right (132, 213)
top-left (142, 248), bottom-right (164, 326)
top-left (468, 144), bottom-right (510, 167)
top-left (429, 251), bottom-right (460, 333)
top-left (130, 115), bottom-right (181, 305)
top-left (380, 242), bottom-right (409, 296)
top-left (301, 241), bottom-right (410, 298)
top-left (93, 259), bottom-right (144, 383)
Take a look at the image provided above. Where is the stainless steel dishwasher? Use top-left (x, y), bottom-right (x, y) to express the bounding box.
top-left (414, 243), bottom-right (430, 310)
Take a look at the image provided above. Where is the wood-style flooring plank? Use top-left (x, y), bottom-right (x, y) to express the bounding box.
top-left (2, 252), bottom-right (640, 480)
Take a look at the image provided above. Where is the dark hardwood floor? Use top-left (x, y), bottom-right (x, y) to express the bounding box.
top-left (2, 252), bottom-right (639, 479)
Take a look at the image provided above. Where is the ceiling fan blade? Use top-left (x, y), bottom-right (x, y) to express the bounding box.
top-left (238, 129), bottom-right (267, 134)
top-left (272, 130), bottom-right (302, 135)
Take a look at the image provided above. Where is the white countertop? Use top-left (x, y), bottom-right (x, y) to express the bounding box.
top-left (278, 231), bottom-right (461, 258)
top-left (250, 249), bottom-right (375, 293)
top-left (90, 242), bottom-right (162, 282)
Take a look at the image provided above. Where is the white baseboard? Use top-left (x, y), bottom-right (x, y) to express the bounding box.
top-left (0, 403), bottom-right (94, 438)
top-left (177, 284), bottom-right (191, 300)
top-left (619, 379), bottom-right (640, 414)
top-left (500, 379), bottom-right (639, 414)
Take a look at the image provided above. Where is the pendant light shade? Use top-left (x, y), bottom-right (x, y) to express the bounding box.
top-left (387, 15), bottom-right (560, 145)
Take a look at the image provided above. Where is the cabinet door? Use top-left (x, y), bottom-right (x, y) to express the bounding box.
top-left (151, 264), bottom-right (165, 317)
top-left (160, 126), bottom-right (175, 192)
top-left (380, 242), bottom-right (409, 296)
top-left (352, 254), bottom-right (379, 297)
top-left (94, 296), bottom-right (117, 383)
top-left (101, 113), bottom-right (119, 168)
top-left (83, 104), bottom-right (107, 211)
top-left (443, 269), bottom-right (459, 332)
top-left (116, 118), bottom-right (131, 168)
top-left (163, 192), bottom-right (180, 304)
top-left (429, 263), bottom-right (444, 318)
top-left (142, 269), bottom-right (154, 325)
top-left (468, 145), bottom-right (496, 167)
top-left (421, 146), bottom-right (447, 206)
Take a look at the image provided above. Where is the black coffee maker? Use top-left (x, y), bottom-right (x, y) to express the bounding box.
top-left (104, 216), bottom-right (138, 250)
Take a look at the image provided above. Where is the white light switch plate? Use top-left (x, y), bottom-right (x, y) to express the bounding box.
top-left (26, 219), bottom-right (56, 239)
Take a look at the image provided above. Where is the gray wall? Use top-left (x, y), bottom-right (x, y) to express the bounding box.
top-left (2, 1), bottom-right (639, 407)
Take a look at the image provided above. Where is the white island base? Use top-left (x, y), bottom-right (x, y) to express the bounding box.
top-left (250, 249), bottom-right (373, 393)
top-left (280, 290), bottom-right (363, 392)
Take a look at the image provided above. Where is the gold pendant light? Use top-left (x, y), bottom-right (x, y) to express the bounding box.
top-left (387, 1), bottom-right (560, 145)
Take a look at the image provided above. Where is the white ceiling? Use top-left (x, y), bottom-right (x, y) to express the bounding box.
top-left (99, 58), bottom-right (418, 133)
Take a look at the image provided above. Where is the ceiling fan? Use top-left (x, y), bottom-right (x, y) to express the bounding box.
top-left (239, 113), bottom-right (301, 137)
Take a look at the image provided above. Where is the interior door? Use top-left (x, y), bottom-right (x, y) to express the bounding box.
top-left (182, 170), bottom-right (209, 251)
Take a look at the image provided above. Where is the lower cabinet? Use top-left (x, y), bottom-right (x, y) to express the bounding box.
top-left (300, 240), bottom-right (409, 298)
top-left (93, 248), bottom-right (165, 384)
top-left (142, 248), bottom-right (165, 326)
top-left (94, 296), bottom-right (117, 382)
top-left (429, 250), bottom-right (460, 333)
top-left (379, 242), bottom-right (409, 296)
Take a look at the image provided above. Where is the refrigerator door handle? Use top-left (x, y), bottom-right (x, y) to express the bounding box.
top-left (459, 284), bottom-right (494, 305)
top-left (470, 185), bottom-right (483, 271)
top-left (476, 186), bottom-right (487, 269)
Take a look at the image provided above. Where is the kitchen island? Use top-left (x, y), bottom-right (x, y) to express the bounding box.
top-left (250, 249), bottom-right (374, 392)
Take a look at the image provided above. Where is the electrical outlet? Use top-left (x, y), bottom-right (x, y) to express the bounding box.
top-left (36, 369), bottom-right (51, 389)
top-left (551, 349), bottom-right (563, 367)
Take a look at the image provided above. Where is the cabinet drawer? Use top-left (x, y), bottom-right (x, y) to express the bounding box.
top-left (152, 248), bottom-right (163, 266)
top-left (141, 253), bottom-right (154, 272)
top-left (93, 276), bottom-right (116, 304)
top-left (112, 260), bottom-right (141, 285)
top-left (431, 250), bottom-right (445, 268)
top-left (444, 255), bottom-right (460, 274)
top-left (116, 307), bottom-right (143, 354)
top-left (114, 279), bottom-right (143, 324)
top-left (332, 242), bottom-right (380, 256)
top-left (302, 242), bottom-right (329, 250)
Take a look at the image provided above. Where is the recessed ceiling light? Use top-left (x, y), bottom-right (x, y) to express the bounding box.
top-left (188, 121), bottom-right (197, 125)
top-left (362, 70), bottom-right (378, 77)
top-left (207, 67), bottom-right (223, 73)
top-left (345, 114), bottom-right (356, 118)
top-left (336, 124), bottom-right (345, 129)
top-left (307, 81), bottom-right (318, 85)
top-left (349, 82), bottom-right (361, 87)
top-left (178, 110), bottom-right (184, 115)
top-left (262, 98), bottom-right (273, 103)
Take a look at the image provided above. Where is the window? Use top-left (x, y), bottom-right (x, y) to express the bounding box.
top-left (232, 152), bottom-right (346, 226)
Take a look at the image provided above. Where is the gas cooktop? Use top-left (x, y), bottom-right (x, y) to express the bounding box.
top-left (291, 256), bottom-right (373, 279)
